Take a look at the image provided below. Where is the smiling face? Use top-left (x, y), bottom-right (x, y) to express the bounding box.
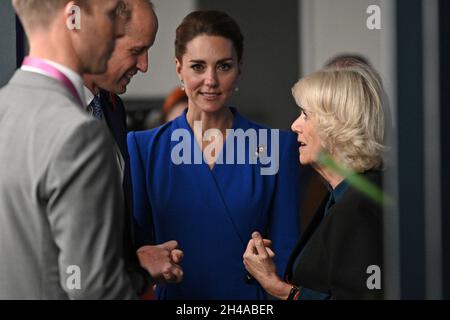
top-left (175, 35), bottom-right (240, 114)
top-left (291, 102), bottom-right (323, 166)
top-left (92, 2), bottom-right (158, 94)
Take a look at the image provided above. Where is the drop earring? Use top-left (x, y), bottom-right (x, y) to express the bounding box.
top-left (234, 86), bottom-right (240, 92)
top-left (180, 80), bottom-right (185, 91)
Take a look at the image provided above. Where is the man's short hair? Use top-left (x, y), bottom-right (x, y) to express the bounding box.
top-left (116, 0), bottom-right (132, 24)
top-left (120, 0), bottom-right (154, 30)
top-left (12, 0), bottom-right (89, 30)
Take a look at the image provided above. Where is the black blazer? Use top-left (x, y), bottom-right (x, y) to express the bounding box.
top-left (284, 170), bottom-right (384, 299)
top-left (99, 90), bottom-right (152, 293)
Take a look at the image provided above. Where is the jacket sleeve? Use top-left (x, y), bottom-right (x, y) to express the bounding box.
top-left (46, 120), bottom-right (137, 299)
top-left (127, 131), bottom-right (155, 247)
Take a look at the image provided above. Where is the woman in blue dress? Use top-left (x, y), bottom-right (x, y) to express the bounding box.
top-left (127, 10), bottom-right (300, 299)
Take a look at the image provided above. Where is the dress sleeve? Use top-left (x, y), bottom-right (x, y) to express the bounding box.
top-left (127, 131), bottom-right (155, 246)
top-left (267, 132), bottom-right (301, 278)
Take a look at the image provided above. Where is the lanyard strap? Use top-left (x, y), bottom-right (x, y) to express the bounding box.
top-left (22, 56), bottom-right (84, 107)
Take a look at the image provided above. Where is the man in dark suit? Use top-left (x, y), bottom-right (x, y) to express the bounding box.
top-left (83, 0), bottom-right (183, 295)
top-left (0, 0), bottom-right (140, 299)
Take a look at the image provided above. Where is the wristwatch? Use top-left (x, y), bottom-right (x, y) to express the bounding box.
top-left (287, 285), bottom-right (300, 300)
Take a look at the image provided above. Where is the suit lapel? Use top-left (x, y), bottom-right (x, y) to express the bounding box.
top-left (100, 90), bottom-right (128, 160)
top-left (284, 195), bottom-right (329, 282)
top-left (99, 91), bottom-right (139, 252)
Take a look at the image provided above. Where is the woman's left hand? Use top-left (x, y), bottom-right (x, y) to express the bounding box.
top-left (243, 232), bottom-right (279, 288)
top-left (243, 232), bottom-right (293, 299)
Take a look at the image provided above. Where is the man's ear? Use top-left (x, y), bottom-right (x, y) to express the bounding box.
top-left (64, 1), bottom-right (81, 32)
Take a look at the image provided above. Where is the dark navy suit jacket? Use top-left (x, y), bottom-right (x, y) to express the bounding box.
top-left (98, 89), bottom-right (151, 293)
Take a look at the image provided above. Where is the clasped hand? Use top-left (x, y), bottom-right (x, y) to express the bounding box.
top-left (137, 240), bottom-right (184, 284)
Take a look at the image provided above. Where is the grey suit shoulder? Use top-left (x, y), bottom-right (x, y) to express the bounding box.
top-left (0, 70), bottom-right (137, 299)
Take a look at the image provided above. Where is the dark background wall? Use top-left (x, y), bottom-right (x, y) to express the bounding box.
top-left (0, 1), bottom-right (18, 87)
top-left (439, 0), bottom-right (450, 300)
top-left (197, 0), bottom-right (300, 130)
top-left (396, 0), bottom-right (426, 299)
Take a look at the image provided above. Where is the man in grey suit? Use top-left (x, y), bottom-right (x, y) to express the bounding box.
top-left (0, 0), bottom-right (139, 299)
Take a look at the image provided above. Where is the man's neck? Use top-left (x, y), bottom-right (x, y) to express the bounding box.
top-left (27, 29), bottom-right (82, 75)
top-left (83, 76), bottom-right (101, 95)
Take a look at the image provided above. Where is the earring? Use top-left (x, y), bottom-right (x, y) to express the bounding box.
top-left (234, 86), bottom-right (239, 92)
top-left (180, 80), bottom-right (185, 91)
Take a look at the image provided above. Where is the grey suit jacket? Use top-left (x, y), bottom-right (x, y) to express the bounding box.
top-left (0, 70), bottom-right (137, 299)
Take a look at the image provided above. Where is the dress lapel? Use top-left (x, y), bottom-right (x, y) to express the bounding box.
top-left (171, 110), bottom-right (249, 248)
top-left (284, 195), bottom-right (329, 282)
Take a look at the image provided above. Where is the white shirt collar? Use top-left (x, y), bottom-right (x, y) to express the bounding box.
top-left (84, 85), bottom-right (106, 121)
top-left (21, 59), bottom-right (86, 108)
top-left (84, 85), bottom-right (95, 107)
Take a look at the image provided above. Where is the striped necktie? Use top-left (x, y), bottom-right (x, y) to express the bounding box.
top-left (89, 95), bottom-right (103, 120)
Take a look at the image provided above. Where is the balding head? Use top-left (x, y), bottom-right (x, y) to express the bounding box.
top-left (84, 0), bottom-right (158, 94)
top-left (122, 0), bottom-right (155, 30)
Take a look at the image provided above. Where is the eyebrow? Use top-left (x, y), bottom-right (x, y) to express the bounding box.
top-left (133, 45), bottom-right (150, 51)
top-left (298, 105), bottom-right (308, 112)
top-left (188, 58), bottom-right (234, 64)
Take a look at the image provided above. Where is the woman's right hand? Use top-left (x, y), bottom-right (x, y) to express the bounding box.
top-left (137, 240), bottom-right (184, 284)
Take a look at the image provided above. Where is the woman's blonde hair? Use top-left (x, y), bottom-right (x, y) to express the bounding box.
top-left (291, 66), bottom-right (386, 172)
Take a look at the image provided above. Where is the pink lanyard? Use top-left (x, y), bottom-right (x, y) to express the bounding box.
top-left (22, 56), bottom-right (84, 107)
